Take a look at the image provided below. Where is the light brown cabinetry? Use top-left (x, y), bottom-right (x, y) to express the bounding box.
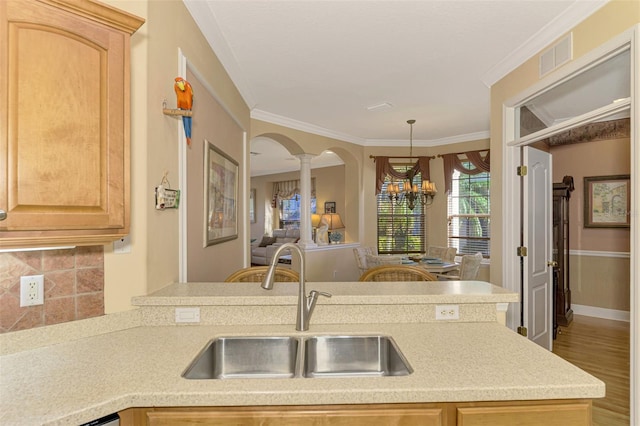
top-left (119, 399), bottom-right (591, 426)
top-left (0, 0), bottom-right (143, 248)
top-left (456, 400), bottom-right (591, 426)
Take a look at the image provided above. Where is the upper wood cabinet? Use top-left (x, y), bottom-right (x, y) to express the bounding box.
top-left (0, 0), bottom-right (143, 248)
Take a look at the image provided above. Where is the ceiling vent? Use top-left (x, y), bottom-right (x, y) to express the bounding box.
top-left (366, 102), bottom-right (393, 111)
top-left (540, 33), bottom-right (572, 78)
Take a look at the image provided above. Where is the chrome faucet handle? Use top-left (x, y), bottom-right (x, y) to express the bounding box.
top-left (309, 290), bottom-right (332, 300)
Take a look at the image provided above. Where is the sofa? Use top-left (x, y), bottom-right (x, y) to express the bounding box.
top-left (251, 229), bottom-right (300, 265)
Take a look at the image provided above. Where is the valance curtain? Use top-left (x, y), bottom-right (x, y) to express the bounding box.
top-left (272, 178), bottom-right (316, 201)
top-left (441, 150), bottom-right (490, 194)
top-left (374, 157), bottom-right (431, 194)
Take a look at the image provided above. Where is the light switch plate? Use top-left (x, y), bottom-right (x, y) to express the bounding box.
top-left (175, 307), bottom-right (200, 323)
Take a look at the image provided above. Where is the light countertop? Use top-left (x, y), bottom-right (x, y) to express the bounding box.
top-left (127, 281), bottom-right (519, 329)
top-left (0, 281), bottom-right (604, 425)
top-left (132, 280), bottom-right (520, 306)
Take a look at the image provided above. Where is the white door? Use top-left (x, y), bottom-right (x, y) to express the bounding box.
top-left (522, 146), bottom-right (553, 350)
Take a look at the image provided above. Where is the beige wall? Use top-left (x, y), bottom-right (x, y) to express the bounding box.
top-left (102, 0), bottom-right (250, 312)
top-left (99, 0), bottom-right (640, 312)
top-left (361, 139), bottom-right (490, 254)
top-left (306, 247), bottom-right (361, 282)
top-left (250, 120), bottom-right (363, 244)
top-left (551, 137), bottom-right (631, 252)
top-left (6, 0), bottom-right (635, 329)
top-left (102, 0), bottom-right (148, 313)
top-left (551, 137), bottom-right (631, 311)
top-left (489, 0), bottom-right (640, 289)
top-left (250, 165), bottom-right (346, 241)
top-left (185, 70), bottom-right (245, 282)
top-left (571, 255), bottom-right (630, 311)
top-left (100, 0), bottom-right (490, 310)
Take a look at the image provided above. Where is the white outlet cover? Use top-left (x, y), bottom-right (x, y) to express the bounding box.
top-left (435, 304), bottom-right (460, 320)
top-left (113, 235), bottom-right (131, 254)
top-left (20, 275), bottom-right (44, 307)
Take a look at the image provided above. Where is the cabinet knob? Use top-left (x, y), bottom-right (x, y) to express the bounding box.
top-left (0, 210), bottom-right (6, 221)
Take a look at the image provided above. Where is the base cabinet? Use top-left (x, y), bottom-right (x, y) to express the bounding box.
top-left (456, 400), bottom-right (591, 426)
top-left (119, 399), bottom-right (591, 426)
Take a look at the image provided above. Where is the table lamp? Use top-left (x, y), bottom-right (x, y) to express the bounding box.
top-left (320, 213), bottom-right (345, 243)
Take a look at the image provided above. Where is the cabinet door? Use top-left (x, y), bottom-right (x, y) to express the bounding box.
top-left (0, 0), bottom-right (141, 247)
top-left (124, 406), bottom-right (446, 426)
top-left (457, 402), bottom-right (591, 426)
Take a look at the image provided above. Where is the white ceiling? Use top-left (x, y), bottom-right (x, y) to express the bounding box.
top-left (184, 0), bottom-right (612, 175)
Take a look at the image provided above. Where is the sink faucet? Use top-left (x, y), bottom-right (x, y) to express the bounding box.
top-left (261, 242), bottom-right (331, 331)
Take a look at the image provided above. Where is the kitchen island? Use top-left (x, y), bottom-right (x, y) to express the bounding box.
top-left (0, 281), bottom-right (604, 425)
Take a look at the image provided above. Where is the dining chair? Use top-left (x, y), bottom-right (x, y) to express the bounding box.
top-left (427, 246), bottom-right (448, 259)
top-left (437, 252), bottom-right (483, 280)
top-left (443, 247), bottom-right (457, 262)
top-left (364, 254), bottom-right (403, 268)
top-left (353, 246), bottom-right (377, 274)
top-left (224, 266), bottom-right (300, 282)
top-left (359, 265), bottom-right (438, 282)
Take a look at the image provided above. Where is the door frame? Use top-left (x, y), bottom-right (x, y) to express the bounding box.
top-left (501, 26), bottom-right (638, 424)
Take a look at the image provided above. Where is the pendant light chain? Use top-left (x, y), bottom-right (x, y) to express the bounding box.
top-left (384, 119), bottom-right (437, 210)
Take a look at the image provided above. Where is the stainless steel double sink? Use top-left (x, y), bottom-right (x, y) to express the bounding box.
top-left (182, 335), bottom-right (413, 379)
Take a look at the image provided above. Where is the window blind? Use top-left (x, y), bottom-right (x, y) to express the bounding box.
top-left (447, 166), bottom-right (490, 257)
top-left (377, 168), bottom-right (426, 255)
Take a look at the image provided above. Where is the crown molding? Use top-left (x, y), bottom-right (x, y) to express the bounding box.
top-left (251, 109), bottom-right (366, 145)
top-left (183, 0), bottom-right (256, 108)
top-left (364, 131), bottom-right (491, 147)
top-left (252, 109), bottom-right (490, 147)
top-left (481, 0), bottom-right (610, 88)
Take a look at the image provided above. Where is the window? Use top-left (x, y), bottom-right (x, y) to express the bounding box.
top-left (448, 163), bottom-right (490, 257)
top-left (273, 178), bottom-right (316, 230)
top-left (279, 196), bottom-right (316, 229)
top-left (377, 166), bottom-right (425, 254)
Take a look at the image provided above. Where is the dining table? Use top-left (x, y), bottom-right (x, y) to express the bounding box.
top-left (421, 261), bottom-right (460, 274)
top-left (402, 257), bottom-right (460, 274)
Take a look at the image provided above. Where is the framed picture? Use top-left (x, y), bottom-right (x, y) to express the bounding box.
top-left (583, 175), bottom-right (630, 228)
top-left (249, 188), bottom-right (256, 223)
top-left (204, 140), bottom-right (238, 246)
top-left (324, 201), bottom-right (336, 214)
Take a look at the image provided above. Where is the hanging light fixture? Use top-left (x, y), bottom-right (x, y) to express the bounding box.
top-left (385, 119), bottom-right (437, 210)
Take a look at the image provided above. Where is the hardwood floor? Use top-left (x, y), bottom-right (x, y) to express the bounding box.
top-left (553, 314), bottom-right (630, 426)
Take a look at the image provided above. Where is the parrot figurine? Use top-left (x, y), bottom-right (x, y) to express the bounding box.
top-left (174, 77), bottom-right (193, 145)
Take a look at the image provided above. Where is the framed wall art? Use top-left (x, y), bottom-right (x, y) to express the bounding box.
top-left (324, 201), bottom-right (336, 213)
top-left (583, 174), bottom-right (630, 228)
top-left (204, 140), bottom-right (238, 246)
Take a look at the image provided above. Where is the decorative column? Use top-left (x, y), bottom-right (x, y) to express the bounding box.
top-left (296, 154), bottom-right (317, 249)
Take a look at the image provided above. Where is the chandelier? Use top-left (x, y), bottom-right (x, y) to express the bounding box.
top-left (385, 119), bottom-right (437, 210)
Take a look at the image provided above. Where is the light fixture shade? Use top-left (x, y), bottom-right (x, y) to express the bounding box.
top-left (320, 213), bottom-right (345, 230)
top-left (311, 213), bottom-right (322, 227)
top-left (422, 180), bottom-right (437, 194)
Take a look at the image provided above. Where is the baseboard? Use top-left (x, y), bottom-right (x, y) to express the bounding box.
top-left (572, 304), bottom-right (630, 322)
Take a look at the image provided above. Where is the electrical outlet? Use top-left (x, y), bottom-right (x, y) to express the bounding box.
top-left (20, 275), bottom-right (44, 307)
top-left (435, 304), bottom-right (460, 320)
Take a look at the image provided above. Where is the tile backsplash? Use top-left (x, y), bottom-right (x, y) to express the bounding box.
top-left (0, 246), bottom-right (104, 333)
